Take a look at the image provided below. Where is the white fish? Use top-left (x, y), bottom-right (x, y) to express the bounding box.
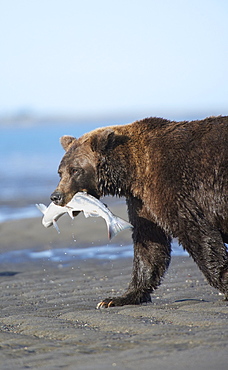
top-left (36, 203), bottom-right (74, 234)
top-left (36, 192), bottom-right (132, 239)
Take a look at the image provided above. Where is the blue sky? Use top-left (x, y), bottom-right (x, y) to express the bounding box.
top-left (0, 0), bottom-right (228, 121)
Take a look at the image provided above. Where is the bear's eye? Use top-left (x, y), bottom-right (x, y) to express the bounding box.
top-left (70, 167), bottom-right (82, 176)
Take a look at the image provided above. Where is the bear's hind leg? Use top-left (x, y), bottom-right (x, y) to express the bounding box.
top-left (178, 209), bottom-right (228, 299)
top-left (97, 196), bottom-right (171, 308)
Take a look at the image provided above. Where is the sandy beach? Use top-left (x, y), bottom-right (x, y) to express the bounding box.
top-left (0, 200), bottom-right (227, 370)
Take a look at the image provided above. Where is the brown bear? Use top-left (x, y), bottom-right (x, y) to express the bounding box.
top-left (51, 116), bottom-right (228, 307)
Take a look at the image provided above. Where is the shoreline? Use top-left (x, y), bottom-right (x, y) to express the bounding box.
top-left (0, 209), bottom-right (227, 369)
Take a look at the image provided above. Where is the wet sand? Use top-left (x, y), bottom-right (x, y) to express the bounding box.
top-left (0, 201), bottom-right (227, 370)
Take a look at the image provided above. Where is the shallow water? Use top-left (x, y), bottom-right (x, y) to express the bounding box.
top-left (0, 204), bottom-right (40, 222)
top-left (0, 240), bottom-right (188, 264)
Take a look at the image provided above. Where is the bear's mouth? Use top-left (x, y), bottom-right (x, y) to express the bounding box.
top-left (82, 188), bottom-right (101, 200)
top-left (50, 188), bottom-right (101, 207)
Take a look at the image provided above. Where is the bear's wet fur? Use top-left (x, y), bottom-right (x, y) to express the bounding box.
top-left (51, 116), bottom-right (228, 307)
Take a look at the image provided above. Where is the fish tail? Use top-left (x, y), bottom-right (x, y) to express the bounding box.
top-left (36, 203), bottom-right (47, 214)
top-left (108, 216), bottom-right (132, 240)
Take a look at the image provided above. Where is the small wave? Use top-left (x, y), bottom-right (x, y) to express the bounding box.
top-left (0, 242), bottom-right (188, 265)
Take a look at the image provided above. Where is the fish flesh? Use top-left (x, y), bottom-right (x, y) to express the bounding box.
top-left (36, 192), bottom-right (132, 239)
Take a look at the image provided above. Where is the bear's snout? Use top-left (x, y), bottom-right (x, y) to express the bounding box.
top-left (50, 191), bottom-right (64, 205)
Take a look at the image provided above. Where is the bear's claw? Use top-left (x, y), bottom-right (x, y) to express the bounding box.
top-left (96, 292), bottom-right (152, 308)
top-left (96, 299), bottom-right (115, 309)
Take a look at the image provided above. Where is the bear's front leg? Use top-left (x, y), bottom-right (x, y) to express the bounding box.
top-left (97, 196), bottom-right (171, 308)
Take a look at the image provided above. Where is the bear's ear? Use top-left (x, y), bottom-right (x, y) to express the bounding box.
top-left (91, 129), bottom-right (116, 153)
top-left (91, 129), bottom-right (128, 153)
top-left (60, 135), bottom-right (76, 151)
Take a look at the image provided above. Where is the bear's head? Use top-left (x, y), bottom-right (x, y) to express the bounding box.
top-left (50, 128), bottom-right (129, 205)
